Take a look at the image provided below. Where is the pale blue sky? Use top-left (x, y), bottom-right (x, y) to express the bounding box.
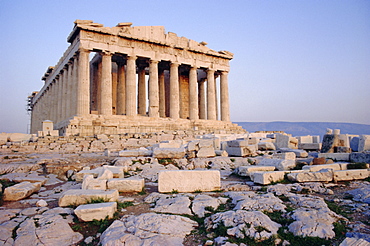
top-left (1, 0), bottom-right (369, 133)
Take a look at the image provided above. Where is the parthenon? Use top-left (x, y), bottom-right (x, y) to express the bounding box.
top-left (29, 20), bottom-right (245, 136)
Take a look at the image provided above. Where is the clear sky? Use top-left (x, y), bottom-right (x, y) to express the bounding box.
top-left (0, 0), bottom-right (369, 133)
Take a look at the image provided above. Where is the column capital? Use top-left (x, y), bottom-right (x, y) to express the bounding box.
top-left (207, 68), bottom-right (216, 72)
top-left (221, 70), bottom-right (229, 75)
top-left (78, 47), bottom-right (90, 54)
top-left (170, 61), bottom-right (180, 67)
top-left (101, 50), bottom-right (113, 56)
top-left (150, 59), bottom-right (159, 64)
top-left (127, 55), bottom-right (137, 60)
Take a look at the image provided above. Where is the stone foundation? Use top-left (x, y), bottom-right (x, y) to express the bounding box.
top-left (56, 115), bottom-right (245, 136)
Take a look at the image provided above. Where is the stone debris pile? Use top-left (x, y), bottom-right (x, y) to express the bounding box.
top-left (0, 129), bottom-right (369, 245)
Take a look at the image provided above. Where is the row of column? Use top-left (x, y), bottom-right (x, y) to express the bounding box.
top-left (90, 52), bottom-right (230, 121)
top-left (31, 51), bottom-right (84, 133)
top-left (32, 47), bottom-right (231, 134)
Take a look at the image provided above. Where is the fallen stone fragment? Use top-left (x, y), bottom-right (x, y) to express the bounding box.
top-left (333, 169), bottom-right (370, 182)
top-left (74, 202), bottom-right (117, 222)
top-left (107, 176), bottom-right (145, 192)
top-left (14, 214), bottom-right (83, 246)
top-left (99, 213), bottom-right (197, 246)
top-left (149, 194), bottom-right (192, 215)
top-left (158, 170), bottom-right (221, 193)
top-left (346, 184), bottom-right (370, 204)
top-left (205, 210), bottom-right (281, 241)
top-left (191, 194), bottom-right (228, 217)
top-left (118, 147), bottom-right (152, 157)
top-left (3, 181), bottom-right (42, 201)
top-left (236, 166), bottom-right (275, 177)
top-left (302, 163), bottom-right (341, 172)
top-left (287, 193), bottom-right (345, 239)
top-left (13, 176), bottom-right (48, 185)
top-left (287, 169), bottom-right (333, 182)
top-left (227, 191), bottom-right (286, 213)
top-left (339, 237), bottom-right (370, 246)
top-left (153, 147), bottom-right (186, 159)
top-left (36, 199), bottom-right (48, 207)
top-left (82, 175), bottom-right (107, 190)
top-left (58, 189), bottom-right (119, 207)
top-left (258, 158), bottom-right (296, 171)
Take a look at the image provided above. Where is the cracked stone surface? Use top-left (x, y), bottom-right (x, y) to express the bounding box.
top-left (99, 212), bottom-right (197, 246)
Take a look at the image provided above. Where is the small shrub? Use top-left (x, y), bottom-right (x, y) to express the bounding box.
top-left (90, 216), bottom-right (112, 233)
top-left (138, 188), bottom-right (146, 195)
top-left (204, 206), bottom-right (215, 213)
top-left (194, 189), bottom-right (202, 193)
top-left (325, 200), bottom-right (350, 218)
top-left (86, 197), bottom-right (110, 204)
top-left (230, 158), bottom-right (235, 162)
top-left (170, 189), bottom-right (178, 194)
top-left (247, 158), bottom-right (254, 165)
top-left (117, 201), bottom-right (134, 210)
top-left (347, 162), bottom-right (368, 169)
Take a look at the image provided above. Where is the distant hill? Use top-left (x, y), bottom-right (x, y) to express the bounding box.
top-left (234, 122), bottom-right (370, 138)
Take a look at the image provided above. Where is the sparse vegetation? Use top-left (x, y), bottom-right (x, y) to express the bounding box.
top-left (86, 197), bottom-right (110, 204)
top-left (347, 162), bottom-right (368, 169)
top-left (117, 201), bottom-right (134, 210)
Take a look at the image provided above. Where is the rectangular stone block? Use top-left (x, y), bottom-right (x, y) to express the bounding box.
top-left (158, 140), bottom-right (183, 148)
top-left (350, 152), bottom-right (370, 163)
top-left (196, 147), bottom-right (216, 158)
top-left (251, 171), bottom-right (288, 185)
top-left (236, 166), bottom-right (276, 177)
top-left (118, 148), bottom-right (152, 157)
top-left (3, 181), bottom-right (42, 201)
top-left (287, 169), bottom-right (333, 182)
top-left (227, 140), bottom-right (249, 147)
top-left (153, 147), bottom-right (186, 159)
top-left (158, 170), bottom-right (221, 193)
top-left (225, 145), bottom-right (256, 157)
top-left (58, 189), bottom-right (119, 207)
top-left (107, 177), bottom-right (144, 192)
top-left (298, 143), bottom-right (322, 151)
top-left (318, 153), bottom-right (350, 161)
top-left (302, 164), bottom-right (341, 172)
top-left (74, 202), bottom-right (117, 222)
top-left (334, 169), bottom-right (370, 181)
top-left (273, 152), bottom-right (296, 160)
top-left (358, 135), bottom-right (370, 152)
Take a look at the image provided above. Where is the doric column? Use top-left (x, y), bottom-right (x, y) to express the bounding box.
top-left (59, 68), bottom-right (66, 121)
top-left (137, 64), bottom-right (146, 115)
top-left (189, 66), bottom-right (198, 120)
top-left (61, 68), bottom-right (67, 120)
top-left (116, 62), bottom-right (126, 115)
top-left (198, 80), bottom-right (206, 119)
top-left (148, 59), bottom-right (159, 117)
top-left (220, 71), bottom-right (230, 121)
top-left (100, 51), bottom-right (113, 115)
top-left (158, 69), bottom-right (166, 118)
top-left (207, 69), bottom-right (216, 120)
top-left (76, 48), bottom-right (90, 116)
top-left (65, 63), bottom-right (73, 118)
top-left (214, 75), bottom-right (218, 120)
top-left (55, 76), bottom-right (61, 123)
top-left (170, 62), bottom-right (180, 119)
top-left (125, 55), bottom-right (137, 116)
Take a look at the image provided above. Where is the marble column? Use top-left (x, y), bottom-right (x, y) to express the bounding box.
top-left (158, 69), bottom-right (166, 118)
top-left (66, 63), bottom-right (73, 118)
top-left (189, 66), bottom-right (198, 120)
top-left (220, 71), bottom-right (230, 121)
top-left (137, 64), bottom-right (146, 115)
top-left (207, 69), bottom-right (216, 120)
top-left (125, 55), bottom-right (137, 116)
top-left (55, 75), bottom-right (61, 123)
top-left (116, 62), bottom-right (126, 115)
top-left (170, 62), bottom-right (180, 119)
top-left (100, 51), bottom-right (113, 115)
top-left (198, 80), bottom-right (206, 119)
top-left (76, 48), bottom-right (90, 116)
top-left (148, 59), bottom-right (159, 117)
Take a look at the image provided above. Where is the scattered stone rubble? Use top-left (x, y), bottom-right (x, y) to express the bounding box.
top-left (0, 129), bottom-right (369, 245)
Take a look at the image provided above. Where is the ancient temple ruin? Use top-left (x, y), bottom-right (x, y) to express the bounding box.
top-left (28, 20), bottom-right (245, 136)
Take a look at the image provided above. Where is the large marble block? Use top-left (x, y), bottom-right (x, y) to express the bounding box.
top-left (3, 181), bottom-right (42, 201)
top-left (158, 170), bottom-right (220, 193)
top-left (74, 202), bottom-right (117, 221)
top-left (107, 177), bottom-right (145, 192)
top-left (58, 189), bottom-right (119, 207)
